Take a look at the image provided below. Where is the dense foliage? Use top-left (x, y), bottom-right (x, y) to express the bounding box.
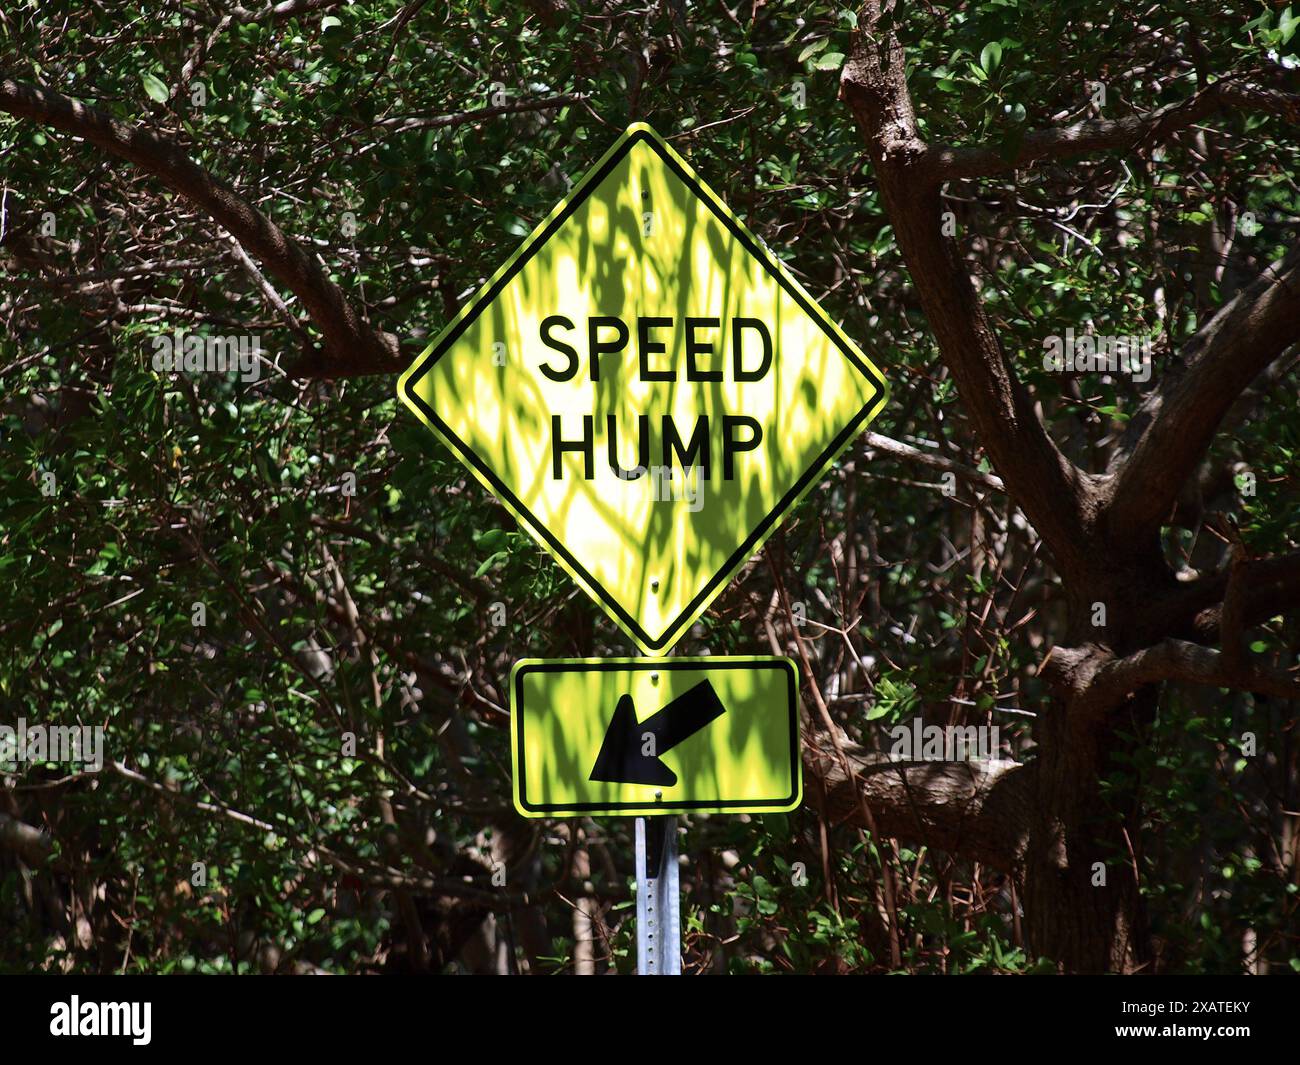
top-left (1, 1), bottom-right (1297, 973)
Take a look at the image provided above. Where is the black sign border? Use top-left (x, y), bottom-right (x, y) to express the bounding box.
top-left (513, 656), bottom-right (800, 815)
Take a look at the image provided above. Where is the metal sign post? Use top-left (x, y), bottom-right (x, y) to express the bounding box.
top-left (635, 816), bottom-right (680, 975)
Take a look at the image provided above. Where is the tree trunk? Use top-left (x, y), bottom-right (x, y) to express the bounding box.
top-left (1022, 692), bottom-right (1152, 971)
top-left (1021, 558), bottom-right (1172, 971)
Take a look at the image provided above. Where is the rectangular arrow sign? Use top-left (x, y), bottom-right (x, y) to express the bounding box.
top-left (510, 656), bottom-right (801, 817)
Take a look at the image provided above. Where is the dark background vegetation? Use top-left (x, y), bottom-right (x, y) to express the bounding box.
top-left (1, 0), bottom-right (1298, 973)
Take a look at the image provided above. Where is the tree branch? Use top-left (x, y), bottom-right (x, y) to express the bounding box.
top-left (889, 62), bottom-right (1300, 553)
top-left (840, 4), bottom-right (1099, 583)
top-left (0, 77), bottom-right (403, 378)
top-left (805, 735), bottom-right (1032, 872)
top-left (1106, 243), bottom-right (1300, 540)
top-left (372, 94), bottom-right (586, 135)
top-left (929, 79), bottom-right (1300, 182)
top-left (1219, 542), bottom-right (1248, 674)
top-left (1187, 549), bottom-right (1300, 640)
top-left (1049, 638), bottom-right (1300, 719)
top-left (0, 811), bottom-right (53, 865)
top-left (227, 0), bottom-right (351, 23)
top-left (108, 760), bottom-right (512, 906)
top-left (861, 431), bottom-right (1005, 492)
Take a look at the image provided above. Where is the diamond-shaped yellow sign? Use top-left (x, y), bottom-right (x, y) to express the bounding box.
top-left (399, 123), bottom-right (887, 654)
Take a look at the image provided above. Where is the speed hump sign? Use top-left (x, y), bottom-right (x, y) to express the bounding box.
top-left (398, 122), bottom-right (887, 655)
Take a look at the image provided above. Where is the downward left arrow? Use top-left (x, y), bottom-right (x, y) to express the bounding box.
top-left (588, 679), bottom-right (727, 787)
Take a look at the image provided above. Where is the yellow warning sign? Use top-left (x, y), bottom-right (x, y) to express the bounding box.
top-left (399, 123), bottom-right (887, 654)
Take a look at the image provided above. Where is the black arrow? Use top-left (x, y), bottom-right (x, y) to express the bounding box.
top-left (588, 679), bottom-right (727, 786)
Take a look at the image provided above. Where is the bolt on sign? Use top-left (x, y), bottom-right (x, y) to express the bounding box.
top-left (398, 122), bottom-right (888, 655)
top-left (511, 656), bottom-right (800, 817)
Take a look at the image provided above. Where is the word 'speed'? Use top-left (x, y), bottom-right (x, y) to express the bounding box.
top-left (537, 314), bottom-right (773, 384)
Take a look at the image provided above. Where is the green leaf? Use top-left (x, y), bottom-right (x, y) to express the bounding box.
top-left (474, 550), bottom-right (507, 577)
top-left (141, 72), bottom-right (169, 103)
top-left (1281, 7), bottom-right (1298, 43)
top-left (814, 52), bottom-right (846, 71)
top-left (798, 39), bottom-right (829, 62)
top-left (979, 41), bottom-right (1002, 74)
